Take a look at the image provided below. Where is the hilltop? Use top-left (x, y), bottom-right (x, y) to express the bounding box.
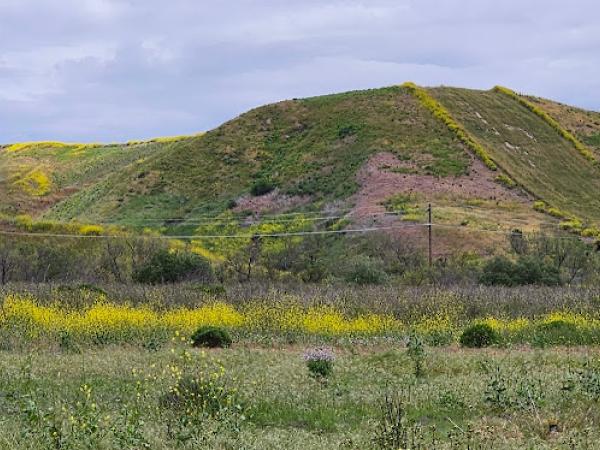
top-left (1, 83), bottom-right (600, 253)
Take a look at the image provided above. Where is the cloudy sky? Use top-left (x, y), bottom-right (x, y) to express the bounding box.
top-left (1, 0), bottom-right (599, 143)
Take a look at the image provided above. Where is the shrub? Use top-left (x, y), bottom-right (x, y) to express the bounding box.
top-left (337, 123), bottom-right (359, 139)
top-left (161, 355), bottom-right (246, 441)
top-left (343, 256), bottom-right (387, 285)
top-left (514, 256), bottom-right (561, 286)
top-left (162, 374), bottom-right (234, 416)
top-left (250, 180), bottom-right (275, 196)
top-left (191, 326), bottom-right (232, 348)
top-left (79, 225), bottom-right (104, 236)
top-left (479, 255), bottom-right (561, 286)
top-left (304, 347), bottom-right (335, 378)
top-left (533, 200), bottom-right (547, 212)
top-left (495, 174), bottom-right (516, 188)
top-left (133, 249), bottom-right (213, 284)
top-left (479, 256), bottom-right (518, 286)
top-left (460, 323), bottom-right (499, 348)
top-left (407, 334), bottom-right (426, 378)
top-left (582, 227), bottom-right (600, 238)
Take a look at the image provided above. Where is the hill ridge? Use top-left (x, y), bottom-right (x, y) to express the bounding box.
top-left (1, 83), bottom-right (599, 245)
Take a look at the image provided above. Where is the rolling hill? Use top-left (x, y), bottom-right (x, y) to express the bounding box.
top-left (1, 83), bottom-right (599, 249)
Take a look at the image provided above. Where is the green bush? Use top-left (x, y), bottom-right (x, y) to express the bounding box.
top-left (250, 180), bottom-right (275, 196)
top-left (306, 359), bottom-right (333, 378)
top-left (343, 256), bottom-right (387, 285)
top-left (479, 255), bottom-right (561, 286)
top-left (162, 374), bottom-right (233, 416)
top-left (479, 256), bottom-right (518, 286)
top-left (133, 249), bottom-right (213, 284)
top-left (191, 326), bottom-right (232, 348)
top-left (337, 123), bottom-right (359, 139)
top-left (460, 323), bottom-right (499, 348)
top-left (515, 256), bottom-right (561, 286)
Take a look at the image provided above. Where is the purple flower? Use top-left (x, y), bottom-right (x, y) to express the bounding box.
top-left (303, 347), bottom-right (335, 363)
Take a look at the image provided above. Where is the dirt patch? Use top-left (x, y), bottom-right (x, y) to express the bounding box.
top-left (352, 152), bottom-right (526, 217)
top-left (233, 189), bottom-right (311, 215)
top-left (351, 152), bottom-right (529, 221)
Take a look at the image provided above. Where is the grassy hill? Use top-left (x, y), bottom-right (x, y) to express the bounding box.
top-left (1, 84), bottom-right (599, 241)
top-left (429, 87), bottom-right (600, 225)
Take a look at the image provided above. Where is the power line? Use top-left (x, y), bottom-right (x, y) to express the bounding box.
top-left (0, 223), bottom-right (429, 240)
top-left (98, 206), bottom-right (411, 224)
top-left (95, 210), bottom-right (405, 226)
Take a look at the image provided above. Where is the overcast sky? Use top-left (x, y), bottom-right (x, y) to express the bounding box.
top-left (1, 0), bottom-right (599, 143)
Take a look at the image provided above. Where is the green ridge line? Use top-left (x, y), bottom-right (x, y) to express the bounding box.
top-left (493, 86), bottom-right (598, 166)
top-left (402, 82), bottom-right (498, 171)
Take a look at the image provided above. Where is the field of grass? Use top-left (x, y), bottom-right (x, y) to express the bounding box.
top-left (4, 331), bottom-right (600, 448)
top-left (1, 285), bottom-right (600, 448)
top-left (429, 87), bottom-right (600, 225)
top-left (0, 140), bottom-right (181, 216)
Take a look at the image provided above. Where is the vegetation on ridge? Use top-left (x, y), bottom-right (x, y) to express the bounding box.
top-left (402, 82), bottom-right (498, 170)
top-left (494, 86), bottom-right (598, 164)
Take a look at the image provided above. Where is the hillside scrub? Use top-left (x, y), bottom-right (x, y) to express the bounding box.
top-left (0, 229), bottom-right (598, 286)
top-left (133, 249), bottom-right (214, 284)
top-left (479, 255), bottom-right (561, 287)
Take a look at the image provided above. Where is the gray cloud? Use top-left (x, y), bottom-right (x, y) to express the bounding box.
top-left (1, 0), bottom-right (599, 142)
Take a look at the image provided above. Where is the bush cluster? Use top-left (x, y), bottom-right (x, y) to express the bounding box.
top-left (460, 323), bottom-right (499, 348)
top-left (250, 180), bottom-right (275, 196)
top-left (133, 249), bottom-right (213, 284)
top-left (479, 255), bottom-right (561, 287)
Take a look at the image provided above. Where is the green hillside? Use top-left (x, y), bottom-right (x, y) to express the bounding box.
top-left (0, 137), bottom-right (195, 216)
top-left (1, 83), bottom-right (599, 238)
top-left (429, 86), bottom-right (600, 224)
top-left (42, 86), bottom-right (472, 225)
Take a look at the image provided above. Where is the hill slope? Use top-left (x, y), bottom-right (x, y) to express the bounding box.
top-left (1, 84), bottom-right (599, 242)
top-left (429, 87), bottom-right (600, 223)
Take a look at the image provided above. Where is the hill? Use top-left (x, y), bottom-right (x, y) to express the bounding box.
top-left (1, 83), bottom-right (599, 250)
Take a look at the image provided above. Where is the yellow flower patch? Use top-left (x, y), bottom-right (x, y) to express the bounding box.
top-left (14, 168), bottom-right (52, 196)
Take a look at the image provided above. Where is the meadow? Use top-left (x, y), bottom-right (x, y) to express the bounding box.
top-left (2, 284), bottom-right (600, 448)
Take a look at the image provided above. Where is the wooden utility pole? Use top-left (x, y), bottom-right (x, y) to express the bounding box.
top-left (428, 203), bottom-right (432, 267)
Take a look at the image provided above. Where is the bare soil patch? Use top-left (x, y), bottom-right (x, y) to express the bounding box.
top-left (351, 152), bottom-right (527, 220)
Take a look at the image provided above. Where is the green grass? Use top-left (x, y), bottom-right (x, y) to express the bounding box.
top-left (583, 132), bottom-right (600, 147)
top-left (0, 141), bottom-right (174, 216)
top-left (2, 345), bottom-right (600, 448)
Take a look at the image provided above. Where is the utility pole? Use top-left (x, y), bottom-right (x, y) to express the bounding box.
top-left (428, 203), bottom-right (432, 267)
